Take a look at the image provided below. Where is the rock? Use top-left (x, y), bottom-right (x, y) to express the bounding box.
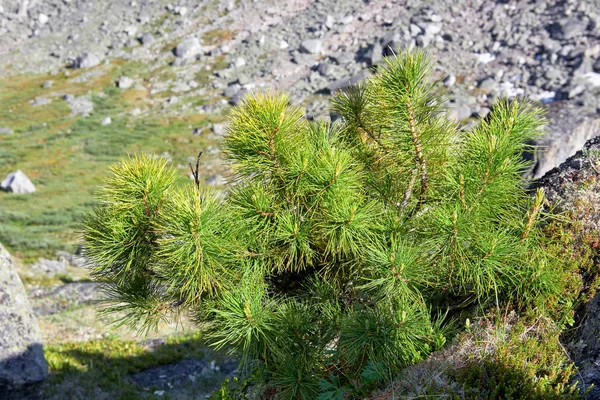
top-left (477, 107), bottom-right (491, 119)
top-left (101, 117), bottom-right (112, 126)
top-left (174, 37), bottom-right (201, 59)
top-left (30, 258), bottom-right (66, 275)
top-left (38, 14), bottom-right (49, 26)
top-left (233, 57), bottom-right (246, 68)
top-left (327, 70), bottom-right (373, 93)
top-left (477, 77), bottom-right (496, 92)
top-left (223, 83), bottom-right (241, 98)
top-left (594, 58), bottom-right (600, 73)
top-left (530, 102), bottom-right (600, 179)
top-left (533, 136), bottom-right (600, 398)
top-left (230, 88), bottom-right (248, 105)
top-left (548, 18), bottom-right (588, 40)
top-left (42, 80), bottom-right (53, 89)
top-left (325, 15), bottom-right (335, 30)
top-left (443, 74), bottom-right (456, 87)
top-left (300, 39), bottom-right (323, 55)
top-left (140, 33), bottom-right (154, 45)
top-left (448, 102), bottom-right (472, 122)
top-left (28, 282), bottom-right (101, 317)
top-left (0, 127), bottom-right (14, 135)
top-left (0, 243), bottom-right (48, 396)
top-left (65, 95), bottom-right (94, 117)
top-left (212, 123), bottom-right (227, 136)
top-left (129, 358), bottom-right (237, 391)
top-left (117, 76), bottom-right (134, 89)
top-left (206, 174), bottom-right (226, 186)
top-left (73, 53), bottom-right (101, 69)
top-left (31, 97), bottom-right (51, 107)
top-left (280, 40), bottom-right (289, 50)
top-left (1, 171), bottom-right (36, 194)
top-left (416, 34), bottom-right (431, 48)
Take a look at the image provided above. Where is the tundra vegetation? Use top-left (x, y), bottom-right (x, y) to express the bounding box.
top-left (83, 50), bottom-right (594, 399)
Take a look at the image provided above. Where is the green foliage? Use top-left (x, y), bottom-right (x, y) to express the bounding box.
top-left (82, 50), bottom-right (582, 398)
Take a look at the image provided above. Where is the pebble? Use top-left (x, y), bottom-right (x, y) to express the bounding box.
top-left (300, 39), bottom-right (323, 54)
top-left (101, 117), bottom-right (112, 126)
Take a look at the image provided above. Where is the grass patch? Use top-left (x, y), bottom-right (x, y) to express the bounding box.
top-left (0, 63), bottom-right (224, 261)
top-left (43, 333), bottom-right (229, 399)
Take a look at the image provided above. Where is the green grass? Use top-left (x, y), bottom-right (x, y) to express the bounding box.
top-left (43, 332), bottom-right (233, 399)
top-left (0, 61), bottom-right (225, 261)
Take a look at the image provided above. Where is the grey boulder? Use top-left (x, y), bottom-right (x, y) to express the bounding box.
top-left (0, 243), bottom-right (48, 397)
top-left (300, 39), bottom-right (323, 55)
top-left (174, 38), bottom-right (202, 59)
top-left (1, 171), bottom-right (36, 194)
top-left (73, 53), bottom-right (101, 69)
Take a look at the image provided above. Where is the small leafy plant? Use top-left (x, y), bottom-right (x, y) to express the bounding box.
top-left (83, 50), bottom-right (577, 398)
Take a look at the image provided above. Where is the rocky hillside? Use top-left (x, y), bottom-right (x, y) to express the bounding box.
top-left (1, 0), bottom-right (599, 175)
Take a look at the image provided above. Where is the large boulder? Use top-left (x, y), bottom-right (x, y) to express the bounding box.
top-left (0, 243), bottom-right (48, 398)
top-left (535, 136), bottom-right (600, 398)
top-left (1, 170), bottom-right (36, 194)
top-left (530, 102), bottom-right (600, 179)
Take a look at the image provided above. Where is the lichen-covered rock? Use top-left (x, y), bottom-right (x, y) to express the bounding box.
top-left (535, 136), bottom-right (600, 399)
top-left (0, 243), bottom-right (48, 398)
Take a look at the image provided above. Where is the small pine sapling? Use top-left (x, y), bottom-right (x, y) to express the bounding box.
top-left (83, 50), bottom-right (571, 398)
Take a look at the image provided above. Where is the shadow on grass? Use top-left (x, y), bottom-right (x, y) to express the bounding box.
top-left (41, 333), bottom-right (237, 400)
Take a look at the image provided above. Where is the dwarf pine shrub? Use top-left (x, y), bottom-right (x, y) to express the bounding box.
top-left (83, 50), bottom-right (578, 398)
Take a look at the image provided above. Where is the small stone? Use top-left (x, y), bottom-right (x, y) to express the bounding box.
top-left (325, 15), bottom-right (335, 29)
top-left (174, 38), bottom-right (201, 59)
top-left (416, 34), bottom-right (431, 48)
top-left (42, 80), bottom-right (53, 88)
top-left (233, 57), bottom-right (246, 68)
top-left (1, 171), bottom-right (36, 194)
top-left (443, 74), bottom-right (456, 87)
top-left (448, 103), bottom-right (472, 122)
top-left (206, 174), bottom-right (226, 186)
top-left (73, 53), bottom-right (101, 69)
top-left (140, 33), bottom-right (155, 45)
top-left (280, 40), bottom-right (289, 50)
top-left (38, 13), bottom-right (49, 26)
top-left (223, 84), bottom-right (241, 98)
top-left (212, 123), bottom-right (227, 136)
top-left (548, 18), bottom-right (588, 40)
top-left (117, 76), bottom-right (134, 89)
top-left (477, 107), bottom-right (491, 119)
top-left (300, 39), bottom-right (323, 54)
top-left (568, 84), bottom-right (586, 98)
top-left (478, 77), bottom-right (496, 92)
top-left (0, 127), bottom-right (14, 135)
top-left (31, 97), bottom-right (51, 107)
top-left (101, 117), bottom-right (112, 126)
top-left (340, 15), bottom-right (353, 25)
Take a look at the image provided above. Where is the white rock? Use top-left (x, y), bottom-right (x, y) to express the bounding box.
top-left (474, 53), bottom-right (496, 64)
top-left (325, 15), bottom-right (335, 29)
top-left (175, 38), bottom-right (202, 59)
top-left (1, 171), bottom-right (36, 194)
top-left (101, 117), bottom-right (112, 126)
top-left (74, 53), bottom-right (101, 69)
top-left (280, 40), bottom-right (289, 50)
top-left (38, 13), bottom-right (49, 25)
top-left (300, 39), bottom-right (323, 54)
top-left (233, 57), bottom-right (246, 68)
top-left (117, 76), bottom-right (134, 89)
